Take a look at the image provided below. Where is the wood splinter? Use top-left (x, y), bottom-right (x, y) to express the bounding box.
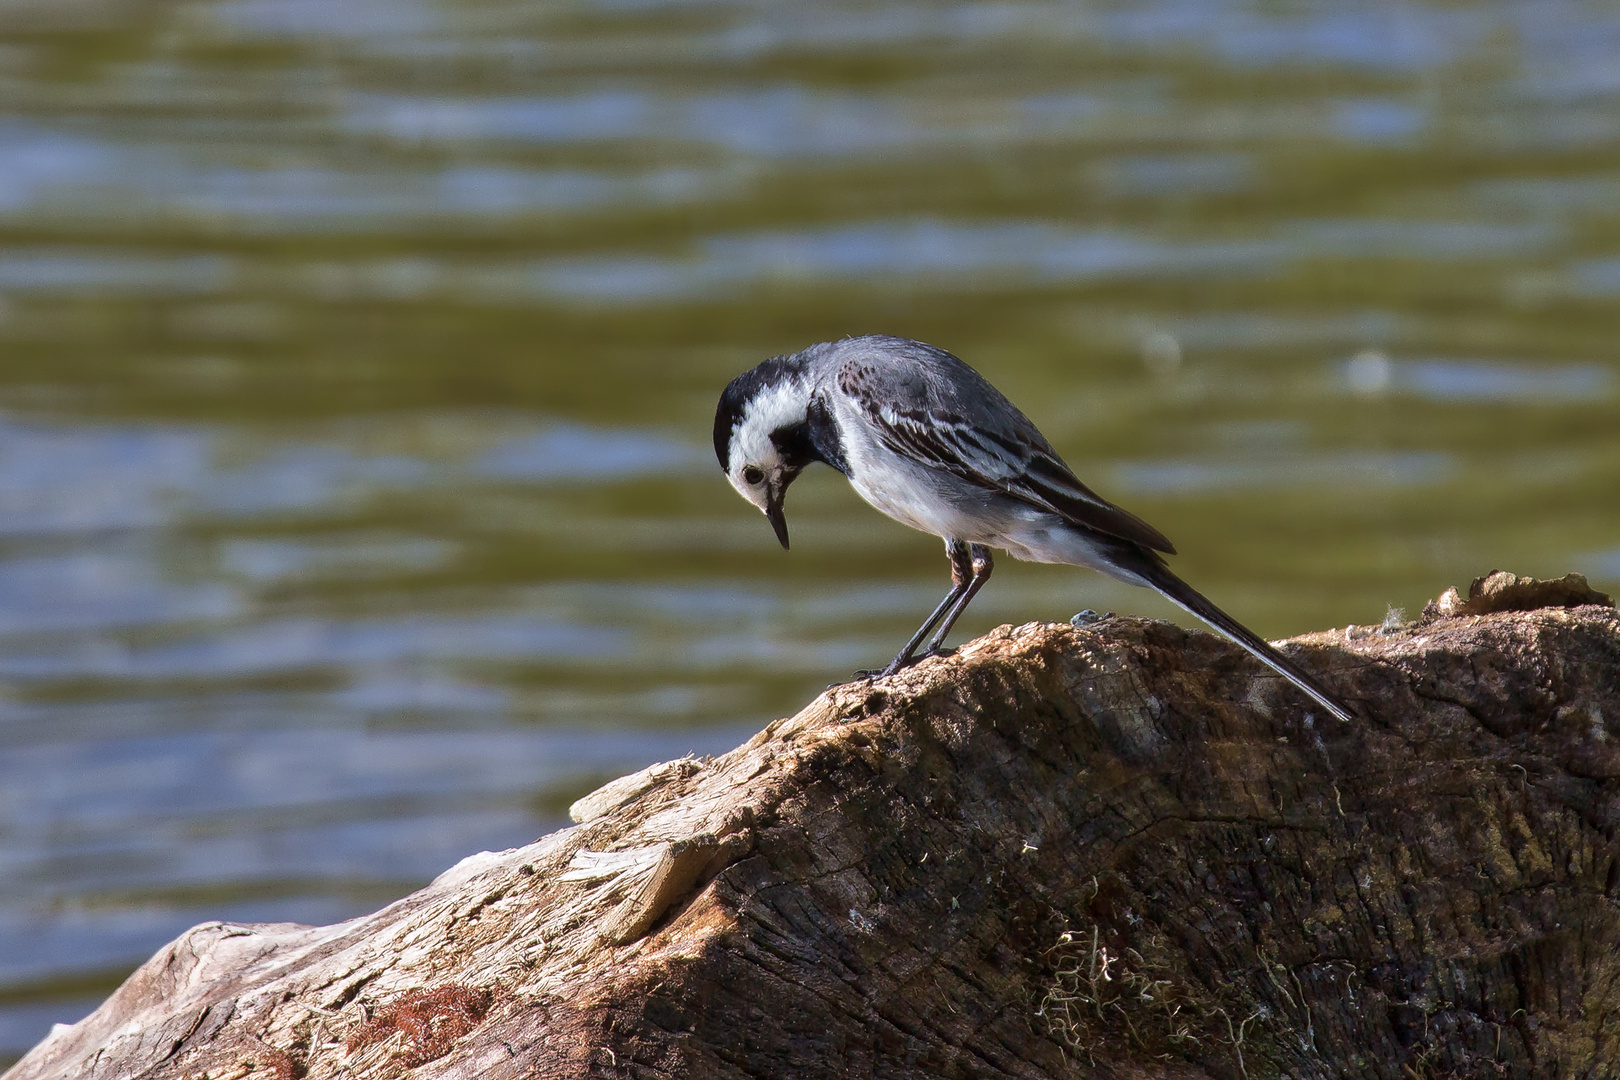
top-left (598, 835), bottom-right (733, 946)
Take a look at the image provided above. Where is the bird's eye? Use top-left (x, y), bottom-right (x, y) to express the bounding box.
top-left (741, 466), bottom-right (764, 486)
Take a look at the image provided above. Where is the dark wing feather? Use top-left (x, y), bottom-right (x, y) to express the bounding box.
top-left (859, 395), bottom-right (1176, 555)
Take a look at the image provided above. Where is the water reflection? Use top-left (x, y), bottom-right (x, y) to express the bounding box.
top-left (477, 424), bottom-right (704, 479)
top-left (1344, 356), bottom-right (1616, 402)
top-left (2, 0), bottom-right (1620, 1066)
top-left (1113, 450), bottom-right (1455, 496)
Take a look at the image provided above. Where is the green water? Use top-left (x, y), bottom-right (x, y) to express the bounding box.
top-left (2, 0), bottom-right (1619, 1062)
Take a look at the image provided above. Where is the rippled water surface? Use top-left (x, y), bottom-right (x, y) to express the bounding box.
top-left (3, 0), bottom-right (1620, 1061)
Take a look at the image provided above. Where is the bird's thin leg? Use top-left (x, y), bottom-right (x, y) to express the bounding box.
top-left (872, 540), bottom-right (973, 677)
top-left (923, 545), bottom-right (993, 654)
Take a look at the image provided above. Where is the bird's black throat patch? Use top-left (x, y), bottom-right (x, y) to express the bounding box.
top-left (770, 394), bottom-right (847, 476)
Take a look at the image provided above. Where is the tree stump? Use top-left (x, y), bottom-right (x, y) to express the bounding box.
top-left (7, 572), bottom-right (1618, 1080)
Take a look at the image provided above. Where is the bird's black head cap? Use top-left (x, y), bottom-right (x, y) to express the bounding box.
top-left (713, 351), bottom-right (810, 469)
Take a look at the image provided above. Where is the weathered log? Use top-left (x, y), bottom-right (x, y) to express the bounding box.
top-left (8, 571), bottom-right (1619, 1080)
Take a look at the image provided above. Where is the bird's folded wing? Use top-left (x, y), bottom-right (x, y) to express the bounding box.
top-left (868, 404), bottom-right (1176, 554)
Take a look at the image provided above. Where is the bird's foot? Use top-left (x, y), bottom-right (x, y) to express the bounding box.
top-left (850, 646), bottom-right (955, 682)
top-left (1069, 609), bottom-right (1114, 627)
top-left (829, 671), bottom-right (877, 688)
top-left (833, 664), bottom-right (898, 686)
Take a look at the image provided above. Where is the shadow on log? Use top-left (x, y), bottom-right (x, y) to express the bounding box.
top-left (8, 571), bottom-right (1619, 1080)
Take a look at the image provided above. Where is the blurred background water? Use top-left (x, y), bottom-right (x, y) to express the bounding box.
top-left (2, 0), bottom-right (1619, 1063)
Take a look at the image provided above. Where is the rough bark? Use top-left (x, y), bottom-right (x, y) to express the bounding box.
top-left (7, 571), bottom-right (1619, 1080)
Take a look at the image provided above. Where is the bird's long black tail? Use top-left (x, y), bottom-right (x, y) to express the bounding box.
top-left (1127, 555), bottom-right (1355, 723)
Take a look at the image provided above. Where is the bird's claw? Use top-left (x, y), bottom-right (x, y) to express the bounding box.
top-left (847, 646), bottom-right (956, 684)
top-left (828, 667), bottom-right (889, 688)
top-left (1069, 609), bottom-right (1113, 627)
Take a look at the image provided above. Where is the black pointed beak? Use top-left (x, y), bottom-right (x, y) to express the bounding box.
top-left (765, 485), bottom-right (790, 550)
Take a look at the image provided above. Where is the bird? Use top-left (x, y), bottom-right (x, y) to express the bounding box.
top-left (713, 334), bottom-right (1354, 723)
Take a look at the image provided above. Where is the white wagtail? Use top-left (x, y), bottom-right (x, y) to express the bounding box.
top-left (714, 334), bottom-right (1354, 722)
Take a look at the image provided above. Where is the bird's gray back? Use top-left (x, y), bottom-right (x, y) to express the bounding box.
top-left (800, 335), bottom-right (1176, 555)
top-left (803, 335), bottom-right (1053, 451)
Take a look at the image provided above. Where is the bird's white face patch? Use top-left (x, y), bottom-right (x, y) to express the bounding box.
top-left (726, 377), bottom-right (808, 510)
top-left (727, 440), bottom-right (778, 511)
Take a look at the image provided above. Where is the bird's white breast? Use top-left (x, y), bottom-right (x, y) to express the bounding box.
top-left (832, 397), bottom-right (1026, 544)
